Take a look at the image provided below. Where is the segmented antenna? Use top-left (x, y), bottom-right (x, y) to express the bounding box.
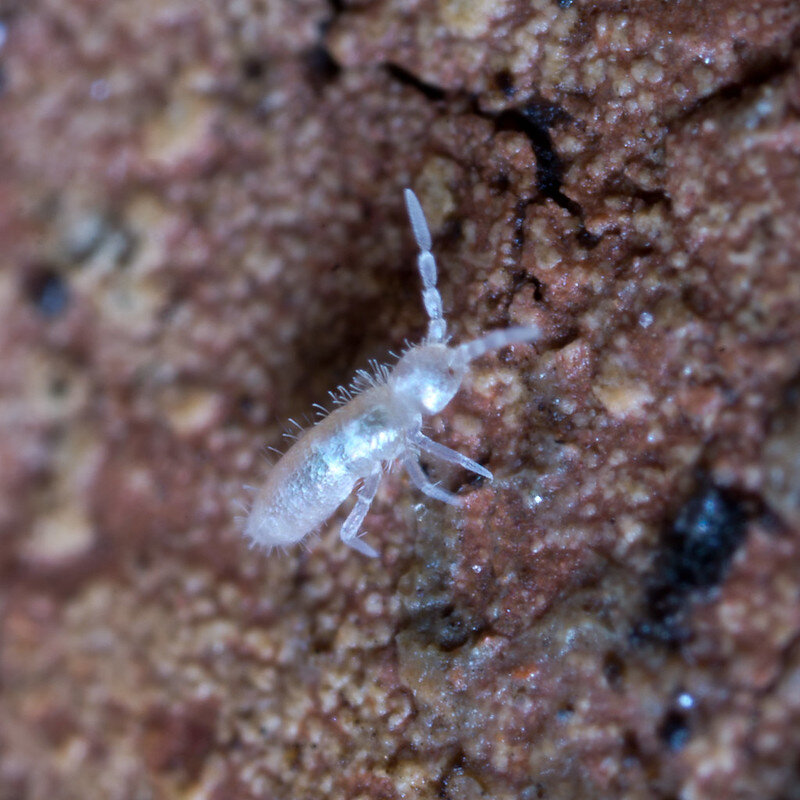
top-left (404, 189), bottom-right (446, 344)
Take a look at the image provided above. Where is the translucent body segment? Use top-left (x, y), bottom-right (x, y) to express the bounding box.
top-left (403, 188), bottom-right (432, 251)
top-left (427, 318), bottom-right (446, 343)
top-left (423, 288), bottom-right (443, 321)
top-left (417, 251), bottom-right (437, 286)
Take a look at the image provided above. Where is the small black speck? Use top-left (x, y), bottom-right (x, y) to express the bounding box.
top-left (241, 56), bottom-right (266, 81)
top-left (633, 482), bottom-right (750, 646)
top-left (602, 651), bottom-right (625, 689)
top-left (49, 376), bottom-right (68, 398)
top-left (659, 710), bottom-right (691, 751)
top-left (25, 268), bottom-right (69, 318)
top-left (491, 172), bottom-right (511, 194)
top-left (577, 227), bottom-right (602, 248)
top-left (436, 607), bottom-right (471, 651)
top-left (494, 69), bottom-right (515, 97)
top-left (511, 200), bottom-right (529, 249)
top-left (555, 704), bottom-right (574, 721)
top-left (303, 44), bottom-right (341, 91)
top-left (621, 730), bottom-right (642, 764)
top-left (521, 782), bottom-right (547, 799)
top-left (664, 484), bottom-right (747, 591)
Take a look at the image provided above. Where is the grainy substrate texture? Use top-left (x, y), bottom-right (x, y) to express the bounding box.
top-left (1, 1), bottom-right (800, 799)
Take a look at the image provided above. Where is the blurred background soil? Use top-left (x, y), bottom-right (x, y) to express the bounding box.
top-left (1, 1), bottom-right (800, 798)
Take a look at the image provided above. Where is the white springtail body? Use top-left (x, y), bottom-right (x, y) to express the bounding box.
top-left (243, 190), bottom-right (541, 557)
